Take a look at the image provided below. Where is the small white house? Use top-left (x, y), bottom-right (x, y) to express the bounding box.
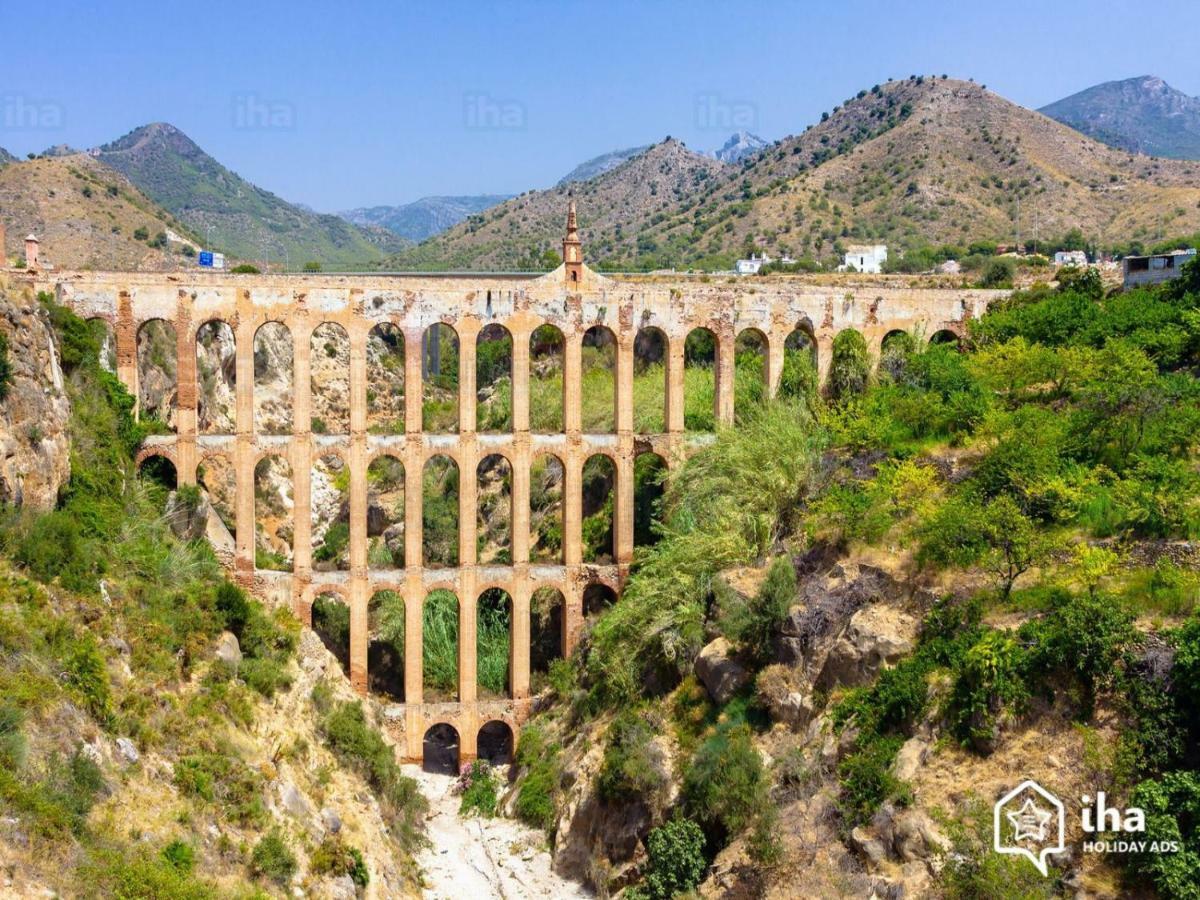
top-left (1054, 250), bottom-right (1088, 267)
top-left (839, 244), bottom-right (887, 274)
top-left (735, 252), bottom-right (771, 275)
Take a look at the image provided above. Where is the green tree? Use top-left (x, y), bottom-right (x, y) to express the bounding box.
top-left (828, 329), bottom-right (871, 400)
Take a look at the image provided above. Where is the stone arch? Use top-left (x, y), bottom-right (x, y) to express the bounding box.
top-left (422, 723), bottom-right (460, 775)
top-left (476, 323), bottom-right (512, 432)
top-left (734, 327), bottom-right (768, 420)
top-left (367, 454), bottom-right (405, 569)
top-left (422, 589), bottom-right (459, 702)
top-left (828, 327), bottom-right (871, 400)
top-left (422, 322), bottom-right (459, 433)
top-left (879, 328), bottom-right (917, 381)
top-left (312, 591), bottom-right (350, 677)
top-left (137, 453), bottom-right (177, 491)
top-left (530, 453), bottom-right (564, 564)
top-left (423, 455), bottom-right (459, 567)
top-left (86, 317), bottom-right (117, 373)
top-left (583, 582), bottom-right (617, 618)
top-left (136, 318), bottom-right (178, 429)
top-left (312, 452), bottom-right (350, 571)
top-left (254, 454), bottom-right (293, 571)
top-left (477, 588), bottom-right (512, 700)
top-left (782, 321), bottom-right (819, 402)
top-left (581, 324), bottom-right (616, 433)
top-left (930, 328), bottom-right (962, 348)
top-left (477, 720), bottom-right (514, 766)
top-left (633, 451), bottom-right (667, 549)
top-left (310, 322), bottom-right (350, 434)
top-left (368, 589), bottom-right (405, 701)
top-left (530, 586), bottom-right (564, 691)
top-left (529, 323), bottom-right (565, 433)
top-left (194, 321), bottom-right (234, 436)
top-left (476, 453), bottom-right (512, 565)
top-left (581, 453), bottom-right (616, 564)
top-left (366, 321), bottom-right (406, 434)
top-left (253, 321), bottom-right (293, 435)
top-left (633, 326), bottom-right (667, 433)
top-left (683, 326), bottom-right (717, 432)
top-left (197, 451), bottom-right (236, 539)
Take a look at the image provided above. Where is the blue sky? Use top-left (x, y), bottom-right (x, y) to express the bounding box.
top-left (2, 1), bottom-right (1196, 211)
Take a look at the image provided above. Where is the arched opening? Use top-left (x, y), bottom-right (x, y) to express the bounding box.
top-left (476, 324), bottom-right (512, 432)
top-left (581, 454), bottom-right (615, 564)
top-left (311, 454), bottom-right (350, 571)
top-left (828, 328), bottom-right (870, 401)
top-left (136, 319), bottom-right (178, 428)
top-left (734, 328), bottom-right (768, 422)
top-left (368, 589), bottom-right (405, 701)
top-left (581, 325), bottom-right (616, 433)
top-left (477, 721), bottom-right (514, 766)
top-left (86, 318), bottom-right (117, 373)
top-left (930, 329), bottom-right (962, 348)
top-left (583, 583), bottom-right (617, 619)
top-left (422, 723), bottom-right (460, 776)
top-left (197, 454), bottom-right (236, 539)
top-left (530, 587), bottom-right (564, 692)
top-left (254, 455), bottom-right (293, 571)
top-left (137, 454), bottom-right (177, 491)
top-left (366, 322), bottom-right (406, 434)
top-left (781, 324), bottom-right (818, 403)
top-left (310, 323), bottom-right (350, 434)
top-left (312, 592), bottom-right (350, 677)
top-left (530, 454), bottom-right (564, 564)
top-left (367, 455), bottom-right (405, 570)
top-left (633, 326), bottom-right (667, 433)
top-left (684, 327), bottom-right (717, 432)
top-left (422, 323), bottom-right (459, 433)
top-left (476, 454), bottom-right (512, 565)
top-left (254, 321), bottom-right (293, 435)
top-left (529, 324), bottom-right (564, 433)
top-left (879, 329), bottom-right (916, 381)
top-left (422, 456), bottom-right (459, 568)
top-left (477, 588), bottom-right (511, 700)
top-left (196, 320), bottom-right (236, 434)
top-left (634, 452), bottom-right (667, 549)
top-left (422, 590), bottom-right (459, 702)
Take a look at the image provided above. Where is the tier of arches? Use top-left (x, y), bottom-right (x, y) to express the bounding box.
top-left (420, 720), bottom-right (515, 774)
top-left (106, 315), bottom-right (909, 435)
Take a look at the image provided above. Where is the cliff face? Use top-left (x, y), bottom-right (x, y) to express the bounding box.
top-left (0, 283), bottom-right (71, 510)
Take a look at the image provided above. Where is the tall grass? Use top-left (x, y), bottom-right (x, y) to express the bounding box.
top-left (422, 590), bottom-right (459, 699)
top-left (476, 589), bottom-right (511, 698)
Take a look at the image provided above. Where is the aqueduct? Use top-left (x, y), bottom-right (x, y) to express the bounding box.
top-left (42, 216), bottom-right (1001, 764)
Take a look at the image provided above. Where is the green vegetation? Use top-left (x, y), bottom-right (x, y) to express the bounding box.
top-left (250, 828), bottom-right (296, 885)
top-left (457, 760), bottom-right (500, 817)
top-left (598, 709), bottom-right (666, 802)
top-left (625, 818), bottom-right (707, 900)
top-left (513, 723), bottom-right (561, 832)
top-left (421, 589), bottom-right (459, 698)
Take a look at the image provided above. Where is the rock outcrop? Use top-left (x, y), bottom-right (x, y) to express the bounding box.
top-left (0, 285), bottom-right (71, 510)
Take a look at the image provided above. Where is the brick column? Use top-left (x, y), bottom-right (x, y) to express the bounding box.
top-left (116, 290), bottom-right (138, 404)
top-left (817, 332), bottom-right (835, 386)
top-left (233, 298), bottom-right (256, 575)
top-left (511, 326), bottom-right (530, 433)
top-left (291, 311), bottom-right (313, 617)
top-left (766, 325), bottom-right (787, 399)
top-left (511, 583), bottom-right (530, 700)
top-left (173, 293), bottom-right (198, 484)
top-left (458, 321), bottom-right (478, 436)
top-left (563, 448), bottom-right (582, 567)
top-left (715, 328), bottom-right (735, 426)
top-left (615, 335), bottom-right (635, 569)
top-left (459, 569), bottom-right (477, 705)
top-left (563, 579), bottom-right (583, 657)
top-left (405, 327), bottom-right (424, 435)
top-left (348, 322), bottom-right (369, 694)
top-left (563, 329), bottom-right (582, 434)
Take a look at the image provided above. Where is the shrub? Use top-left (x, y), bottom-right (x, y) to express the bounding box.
top-left (514, 724), bottom-right (559, 831)
top-left (949, 630), bottom-right (1029, 752)
top-left (828, 329), bottom-right (871, 400)
top-left (638, 818), bottom-right (707, 899)
top-left (978, 257), bottom-right (1014, 288)
top-left (1127, 771), bottom-right (1200, 899)
top-left (310, 837), bottom-right (369, 888)
top-left (597, 710), bottom-right (665, 802)
top-left (0, 330), bottom-right (11, 400)
top-left (160, 839), bottom-right (195, 874)
top-left (837, 735), bottom-right (910, 827)
top-left (719, 555), bottom-right (796, 666)
top-left (457, 760), bottom-right (498, 817)
top-left (682, 722), bottom-right (766, 845)
top-left (250, 829), bottom-right (296, 885)
top-left (230, 264), bottom-right (260, 274)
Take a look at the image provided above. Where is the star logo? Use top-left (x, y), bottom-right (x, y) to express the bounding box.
top-left (994, 779), bottom-right (1065, 877)
top-left (1007, 798), bottom-right (1052, 842)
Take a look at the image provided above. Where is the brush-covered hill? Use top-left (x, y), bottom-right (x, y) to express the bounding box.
top-left (97, 123), bottom-right (404, 270)
top-left (1041, 75), bottom-right (1200, 160)
top-left (398, 77), bottom-right (1200, 271)
top-left (340, 194), bottom-right (510, 243)
top-left (0, 154), bottom-right (203, 271)
top-left (0, 147), bottom-right (16, 167)
top-left (390, 138), bottom-right (729, 270)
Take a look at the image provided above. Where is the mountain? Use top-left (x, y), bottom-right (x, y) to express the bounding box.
top-left (393, 138), bottom-right (728, 270)
top-left (397, 76), bottom-right (1200, 271)
top-left (40, 143), bottom-right (81, 158)
top-left (713, 130), bottom-right (769, 163)
top-left (341, 194), bottom-right (510, 243)
top-left (557, 145), bottom-right (652, 185)
top-left (0, 147), bottom-right (14, 166)
top-left (96, 123), bottom-right (403, 269)
top-left (0, 153), bottom-right (205, 270)
top-left (1040, 76), bottom-right (1200, 160)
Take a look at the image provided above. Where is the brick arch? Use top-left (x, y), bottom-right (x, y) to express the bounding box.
top-left (135, 445), bottom-right (178, 467)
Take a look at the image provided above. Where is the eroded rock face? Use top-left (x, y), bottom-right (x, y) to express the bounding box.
top-left (694, 637), bottom-right (751, 705)
top-left (0, 287), bottom-right (71, 510)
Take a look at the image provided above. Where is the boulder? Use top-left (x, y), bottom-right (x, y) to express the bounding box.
top-left (892, 737), bottom-right (929, 783)
top-left (816, 604), bottom-right (917, 690)
top-left (214, 631), bottom-right (242, 667)
top-left (320, 807), bottom-right (342, 835)
top-left (694, 638), bottom-right (750, 705)
top-left (116, 737), bottom-right (140, 765)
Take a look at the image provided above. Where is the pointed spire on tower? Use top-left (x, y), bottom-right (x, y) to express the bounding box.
top-left (562, 194), bottom-right (583, 284)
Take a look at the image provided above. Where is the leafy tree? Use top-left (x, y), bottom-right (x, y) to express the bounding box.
top-left (828, 329), bottom-right (871, 400)
top-left (719, 556), bottom-right (796, 665)
top-left (634, 819), bottom-right (707, 900)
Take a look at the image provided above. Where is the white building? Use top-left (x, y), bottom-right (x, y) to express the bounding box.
top-left (735, 252), bottom-right (771, 275)
top-left (839, 244), bottom-right (887, 274)
top-left (1053, 250), bottom-right (1088, 267)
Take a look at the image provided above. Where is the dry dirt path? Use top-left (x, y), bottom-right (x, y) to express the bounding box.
top-left (405, 764), bottom-right (590, 899)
